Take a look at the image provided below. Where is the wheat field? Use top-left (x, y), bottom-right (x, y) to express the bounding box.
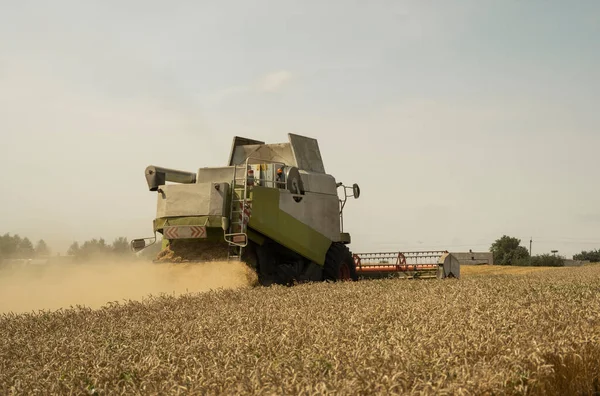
top-left (1, 264), bottom-right (599, 395)
top-left (460, 264), bottom-right (566, 276)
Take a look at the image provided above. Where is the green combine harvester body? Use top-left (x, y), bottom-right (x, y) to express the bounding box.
top-left (132, 134), bottom-right (459, 285)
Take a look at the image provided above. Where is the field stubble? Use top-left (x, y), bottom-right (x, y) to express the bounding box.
top-left (1, 263), bottom-right (599, 395)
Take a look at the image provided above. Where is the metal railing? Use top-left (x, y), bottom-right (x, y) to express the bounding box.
top-left (224, 157), bottom-right (294, 260)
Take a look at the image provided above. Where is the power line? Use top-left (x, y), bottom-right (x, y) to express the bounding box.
top-left (529, 240), bottom-right (599, 245)
top-left (529, 236), bottom-right (599, 241)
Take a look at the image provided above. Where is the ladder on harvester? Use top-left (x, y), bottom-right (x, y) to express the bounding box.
top-left (225, 163), bottom-right (251, 261)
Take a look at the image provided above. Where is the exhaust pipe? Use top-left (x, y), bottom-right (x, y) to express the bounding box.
top-left (145, 165), bottom-right (197, 191)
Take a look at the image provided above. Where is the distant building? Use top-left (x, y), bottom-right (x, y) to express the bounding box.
top-left (450, 251), bottom-right (494, 265)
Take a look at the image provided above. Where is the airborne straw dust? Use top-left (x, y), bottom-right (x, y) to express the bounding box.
top-left (0, 257), bottom-right (258, 314)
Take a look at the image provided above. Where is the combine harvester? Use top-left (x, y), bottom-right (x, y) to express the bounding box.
top-left (131, 134), bottom-right (459, 285)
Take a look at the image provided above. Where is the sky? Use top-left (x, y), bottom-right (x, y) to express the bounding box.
top-left (1, 0), bottom-right (599, 258)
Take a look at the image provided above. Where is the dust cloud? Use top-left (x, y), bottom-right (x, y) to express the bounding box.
top-left (0, 258), bottom-right (259, 314)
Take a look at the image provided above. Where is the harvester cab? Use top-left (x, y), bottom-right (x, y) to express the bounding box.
top-left (131, 133), bottom-right (459, 285)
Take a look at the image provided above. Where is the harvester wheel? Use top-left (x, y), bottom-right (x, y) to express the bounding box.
top-left (323, 242), bottom-right (358, 282)
top-left (254, 239), bottom-right (320, 286)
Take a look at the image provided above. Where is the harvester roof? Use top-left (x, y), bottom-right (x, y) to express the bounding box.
top-left (227, 133), bottom-right (326, 174)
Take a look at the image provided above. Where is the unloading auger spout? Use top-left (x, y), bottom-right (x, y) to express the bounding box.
top-left (145, 166), bottom-right (197, 192)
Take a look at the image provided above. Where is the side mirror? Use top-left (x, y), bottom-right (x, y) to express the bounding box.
top-left (131, 239), bottom-right (146, 252)
top-left (353, 183), bottom-right (360, 198)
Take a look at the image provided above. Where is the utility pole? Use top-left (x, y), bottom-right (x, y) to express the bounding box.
top-left (529, 237), bottom-right (533, 265)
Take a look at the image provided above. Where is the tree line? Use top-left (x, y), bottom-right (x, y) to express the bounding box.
top-left (489, 235), bottom-right (598, 267)
top-left (0, 233), bottom-right (162, 262)
top-left (572, 249), bottom-right (600, 262)
top-left (0, 233), bottom-right (51, 260)
top-left (3, 231), bottom-right (597, 266)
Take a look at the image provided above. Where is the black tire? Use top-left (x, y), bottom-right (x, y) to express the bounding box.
top-left (253, 238), bottom-right (320, 286)
top-left (323, 242), bottom-right (358, 282)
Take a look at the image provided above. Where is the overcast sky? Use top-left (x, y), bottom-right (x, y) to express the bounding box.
top-left (1, 0), bottom-right (599, 258)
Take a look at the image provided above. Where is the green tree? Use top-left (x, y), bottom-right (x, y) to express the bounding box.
top-left (68, 237), bottom-right (137, 261)
top-left (112, 237), bottom-right (131, 255)
top-left (67, 241), bottom-right (80, 256)
top-left (573, 249), bottom-right (600, 262)
top-left (78, 238), bottom-right (111, 259)
top-left (18, 237), bottom-right (35, 258)
top-left (0, 233), bottom-right (19, 258)
top-left (0, 234), bottom-right (39, 259)
top-left (530, 253), bottom-right (565, 267)
top-left (34, 239), bottom-right (51, 257)
top-left (0, 233), bottom-right (15, 258)
top-left (490, 235), bottom-right (530, 265)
